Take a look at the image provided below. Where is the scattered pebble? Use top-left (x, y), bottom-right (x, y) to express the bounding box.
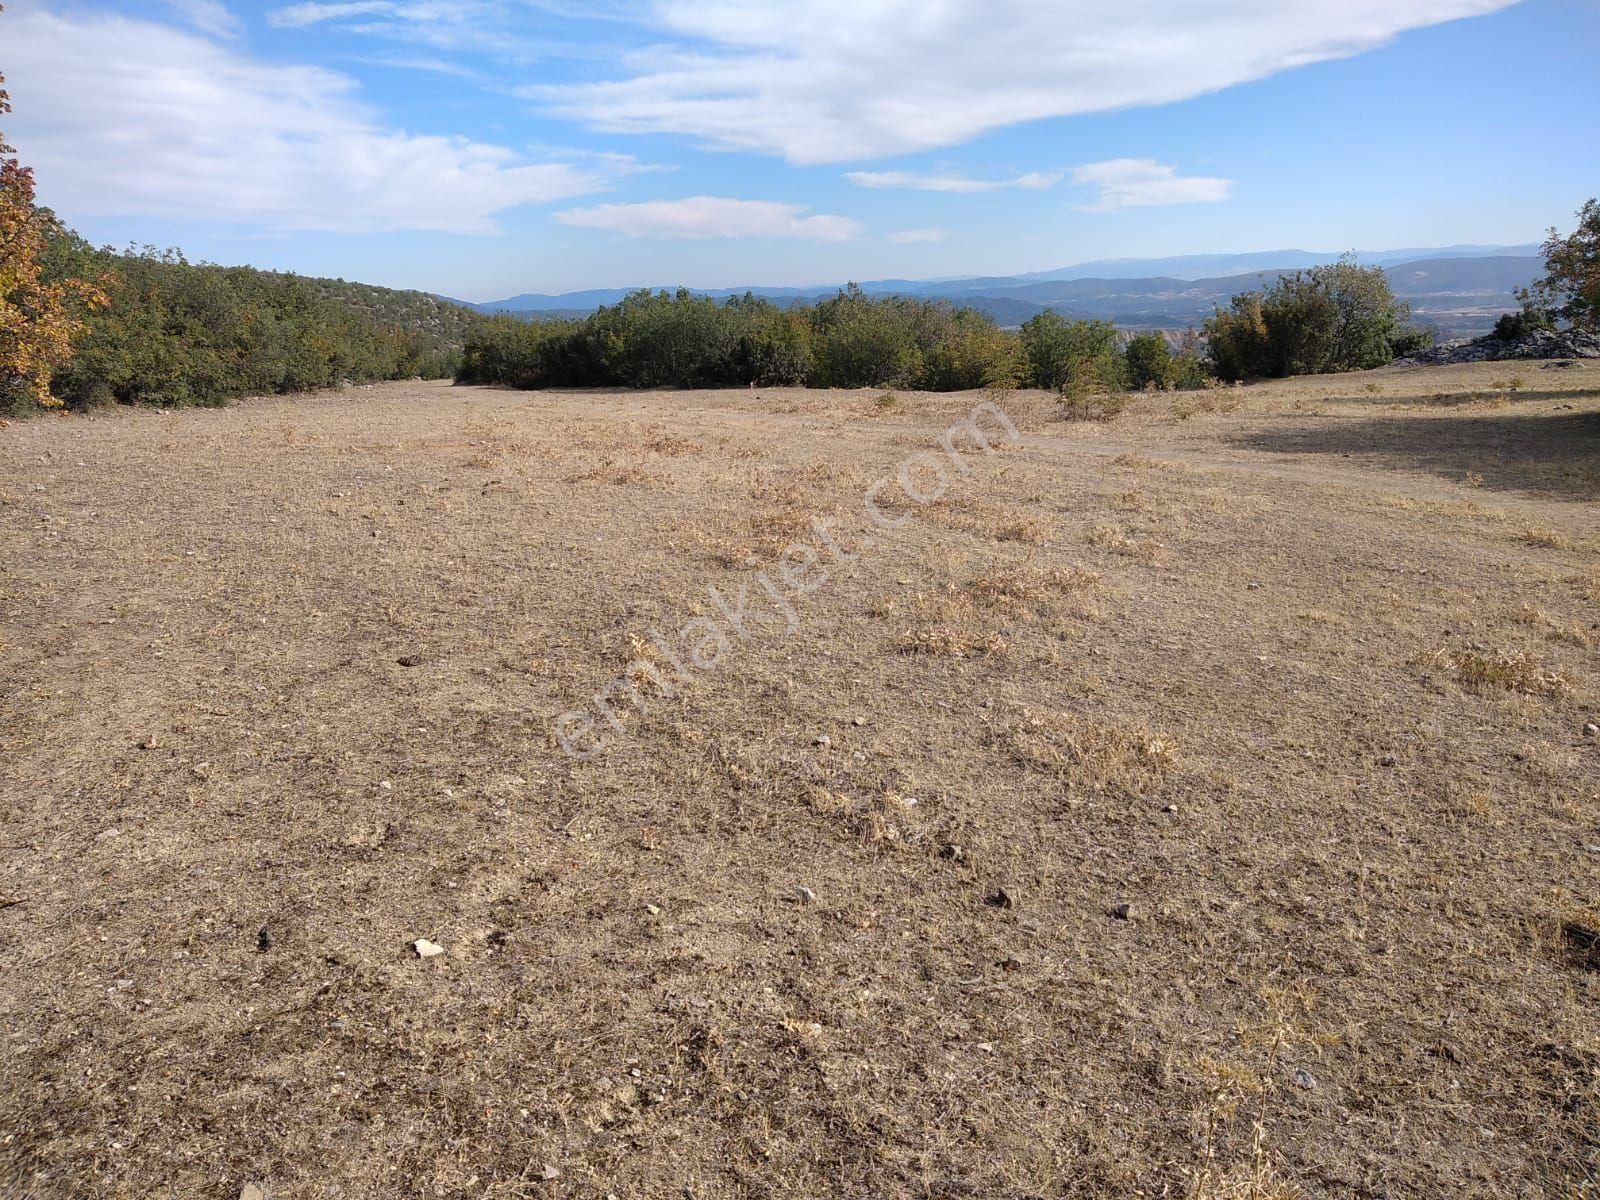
top-left (1292, 1067), bottom-right (1317, 1090)
top-left (256, 927), bottom-right (273, 953)
top-left (940, 843), bottom-right (966, 862)
top-left (1110, 902), bottom-right (1133, 920)
top-left (1001, 954), bottom-right (1023, 972)
top-left (412, 938), bottom-right (446, 959)
top-left (796, 886), bottom-right (816, 905)
top-left (1585, 722), bottom-right (1598, 737)
top-left (240, 1184), bottom-right (268, 1200)
top-left (541, 1164), bottom-right (561, 1181)
top-left (852, 716), bottom-right (866, 727)
top-left (645, 903), bottom-right (662, 916)
top-left (1161, 804), bottom-right (1178, 814)
top-left (1379, 754), bottom-right (1398, 767)
top-left (814, 734), bottom-right (831, 748)
top-left (396, 653), bottom-right (425, 667)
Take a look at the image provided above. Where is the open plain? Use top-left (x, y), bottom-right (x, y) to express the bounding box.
top-left (2, 362), bottom-right (1598, 1198)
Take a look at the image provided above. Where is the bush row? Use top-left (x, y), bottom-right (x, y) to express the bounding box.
top-left (458, 286), bottom-right (1213, 393)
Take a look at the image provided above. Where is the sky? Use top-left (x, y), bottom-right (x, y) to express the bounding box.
top-left (2, 0), bottom-right (1597, 301)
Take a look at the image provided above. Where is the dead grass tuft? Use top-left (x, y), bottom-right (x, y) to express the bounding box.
top-left (1414, 645), bottom-right (1569, 697)
top-left (1086, 522), bottom-right (1162, 562)
top-left (1002, 708), bottom-right (1176, 791)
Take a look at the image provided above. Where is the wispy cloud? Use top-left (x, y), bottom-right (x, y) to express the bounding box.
top-left (846, 169), bottom-right (1063, 194)
top-left (3, 5), bottom-right (632, 234)
top-left (165, 0), bottom-right (241, 37)
top-left (554, 196), bottom-right (860, 240)
top-left (889, 228), bottom-right (947, 244)
top-left (538, 0), bottom-right (1517, 163)
top-left (1071, 159), bottom-right (1231, 211)
top-left (268, 0), bottom-right (394, 28)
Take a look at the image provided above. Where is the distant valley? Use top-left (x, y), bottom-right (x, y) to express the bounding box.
top-left (452, 244), bottom-right (1541, 338)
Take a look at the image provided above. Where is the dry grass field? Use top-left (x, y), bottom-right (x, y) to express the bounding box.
top-left (2, 361), bottom-right (1598, 1199)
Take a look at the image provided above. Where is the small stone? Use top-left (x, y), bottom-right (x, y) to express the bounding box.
top-left (540, 1164), bottom-right (561, 1181)
top-left (256, 927), bottom-right (273, 953)
top-left (240, 1184), bottom-right (268, 1200)
top-left (1110, 902), bottom-right (1133, 920)
top-left (1161, 804), bottom-right (1178, 814)
top-left (814, 734), bottom-right (831, 748)
top-left (413, 938), bottom-right (446, 958)
top-left (985, 886), bottom-right (1015, 910)
top-left (852, 716), bottom-right (866, 727)
top-left (396, 653), bottom-right (425, 668)
top-left (645, 903), bottom-right (662, 916)
top-left (940, 843), bottom-right (965, 862)
top-left (796, 885), bottom-right (816, 905)
top-left (1001, 954), bottom-right (1023, 972)
top-left (1584, 722), bottom-right (1598, 737)
top-left (1378, 754), bottom-right (1398, 767)
top-left (1292, 1067), bottom-right (1317, 1090)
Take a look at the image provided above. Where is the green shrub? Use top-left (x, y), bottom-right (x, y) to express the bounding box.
top-left (1019, 312), bottom-right (1125, 392)
top-left (1492, 303), bottom-right (1556, 342)
top-left (1204, 256), bottom-right (1422, 380)
top-left (1125, 332), bottom-right (1174, 390)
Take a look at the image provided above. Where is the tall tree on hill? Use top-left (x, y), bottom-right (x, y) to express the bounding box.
top-left (1526, 199), bottom-right (1600, 333)
top-left (0, 9), bottom-right (105, 411)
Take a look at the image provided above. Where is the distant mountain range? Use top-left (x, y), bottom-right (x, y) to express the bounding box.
top-left (447, 244), bottom-right (1542, 338)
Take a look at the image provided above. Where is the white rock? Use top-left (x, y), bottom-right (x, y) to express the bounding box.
top-left (413, 939), bottom-right (445, 958)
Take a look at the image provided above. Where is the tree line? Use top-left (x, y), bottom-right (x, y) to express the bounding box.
top-left (457, 285), bottom-right (1217, 394)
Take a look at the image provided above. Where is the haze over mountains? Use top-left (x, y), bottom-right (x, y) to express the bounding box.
top-left (455, 244), bottom-right (1541, 338)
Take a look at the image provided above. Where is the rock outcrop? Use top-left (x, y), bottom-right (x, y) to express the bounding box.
top-left (1399, 328), bottom-right (1600, 366)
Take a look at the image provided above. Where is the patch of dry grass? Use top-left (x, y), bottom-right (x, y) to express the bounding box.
top-left (1413, 645), bottom-right (1570, 697)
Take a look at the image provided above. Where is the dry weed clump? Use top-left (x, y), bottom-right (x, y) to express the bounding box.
top-left (966, 563), bottom-right (1101, 616)
top-left (1059, 391), bottom-right (1131, 422)
top-left (643, 431), bottom-right (703, 456)
top-left (898, 623), bottom-right (1010, 659)
top-left (1002, 709), bottom-right (1176, 792)
top-left (1413, 646), bottom-right (1569, 697)
top-left (1520, 526), bottom-right (1573, 550)
top-left (570, 459), bottom-right (668, 487)
top-left (1086, 522), bottom-right (1162, 563)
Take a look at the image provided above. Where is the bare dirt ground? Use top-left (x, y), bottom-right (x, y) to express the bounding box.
top-left (2, 361), bottom-right (1598, 1200)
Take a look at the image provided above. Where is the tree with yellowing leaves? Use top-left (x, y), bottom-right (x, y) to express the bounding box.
top-left (1, 11), bottom-right (106, 411)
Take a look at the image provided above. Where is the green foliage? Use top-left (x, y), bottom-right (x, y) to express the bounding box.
top-left (39, 237), bottom-right (469, 409)
top-left (1523, 198), bottom-right (1600, 333)
top-left (1018, 312), bottom-right (1125, 394)
top-left (1204, 256), bottom-right (1421, 380)
top-left (1124, 332), bottom-right (1174, 390)
top-left (1493, 302), bottom-right (1556, 342)
top-left (459, 284), bottom-right (1019, 393)
top-left (1169, 328), bottom-right (1214, 390)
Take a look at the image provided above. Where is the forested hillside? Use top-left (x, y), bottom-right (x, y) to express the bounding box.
top-left (24, 235), bottom-right (478, 411)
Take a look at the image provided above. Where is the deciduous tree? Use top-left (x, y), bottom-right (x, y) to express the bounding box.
top-left (0, 21), bottom-right (106, 411)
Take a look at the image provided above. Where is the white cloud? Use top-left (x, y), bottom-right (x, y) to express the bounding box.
top-left (538, 0), bottom-right (1517, 163)
top-left (268, 1), bottom-right (396, 28)
top-left (554, 196), bottom-right (859, 240)
top-left (889, 228), bottom-right (947, 244)
top-left (166, 0), bottom-right (241, 38)
top-left (846, 169), bottom-right (1064, 194)
top-left (1071, 158), bottom-right (1231, 211)
top-left (1, 4), bottom-right (628, 234)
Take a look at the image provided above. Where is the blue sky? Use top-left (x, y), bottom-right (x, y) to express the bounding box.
top-left (4, 0), bottom-right (1597, 300)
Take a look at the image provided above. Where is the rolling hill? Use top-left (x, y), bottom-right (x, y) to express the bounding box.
top-left (458, 245), bottom-right (1541, 338)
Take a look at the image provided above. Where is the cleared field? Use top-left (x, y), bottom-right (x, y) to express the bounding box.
top-left (1, 361), bottom-right (1598, 1199)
